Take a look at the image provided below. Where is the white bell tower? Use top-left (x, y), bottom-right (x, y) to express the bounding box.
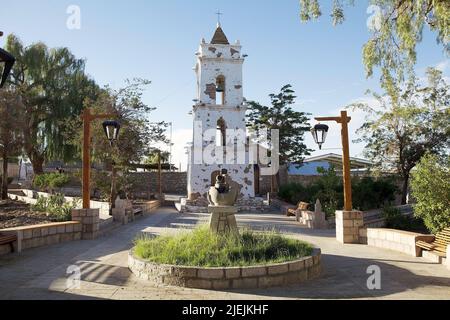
top-left (187, 24), bottom-right (255, 200)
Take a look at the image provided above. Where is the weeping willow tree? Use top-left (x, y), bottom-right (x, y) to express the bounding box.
top-left (0, 90), bottom-right (24, 199)
top-left (3, 34), bottom-right (100, 174)
top-left (299, 0), bottom-right (449, 92)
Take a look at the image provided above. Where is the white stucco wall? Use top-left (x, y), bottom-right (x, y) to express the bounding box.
top-left (187, 33), bottom-right (255, 199)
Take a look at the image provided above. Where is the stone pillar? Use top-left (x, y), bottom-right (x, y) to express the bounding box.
top-left (335, 210), bottom-right (364, 244)
top-left (112, 198), bottom-right (133, 225)
top-left (208, 206), bottom-right (238, 234)
top-left (313, 199), bottom-right (327, 229)
top-left (71, 209), bottom-right (100, 240)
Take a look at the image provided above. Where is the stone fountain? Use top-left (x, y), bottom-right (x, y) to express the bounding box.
top-left (207, 169), bottom-right (241, 234)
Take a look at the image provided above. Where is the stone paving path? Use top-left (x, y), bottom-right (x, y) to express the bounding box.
top-left (0, 207), bottom-right (449, 300)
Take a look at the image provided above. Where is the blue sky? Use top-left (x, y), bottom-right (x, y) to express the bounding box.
top-left (1, 0), bottom-right (448, 170)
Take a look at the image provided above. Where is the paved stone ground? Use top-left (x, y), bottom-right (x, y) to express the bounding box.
top-left (0, 207), bottom-right (449, 300)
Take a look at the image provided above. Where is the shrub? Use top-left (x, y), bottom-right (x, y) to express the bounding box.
top-left (90, 171), bottom-right (111, 201)
top-left (134, 225), bottom-right (313, 267)
top-left (32, 193), bottom-right (79, 222)
top-left (89, 169), bottom-right (134, 201)
top-left (33, 173), bottom-right (70, 191)
top-left (48, 174), bottom-right (70, 189)
top-left (314, 167), bottom-right (343, 216)
top-left (352, 176), bottom-right (398, 211)
top-left (32, 195), bottom-right (49, 212)
top-left (383, 207), bottom-right (409, 229)
top-left (382, 206), bottom-right (427, 233)
top-left (410, 154), bottom-right (450, 234)
top-left (278, 166), bottom-right (398, 216)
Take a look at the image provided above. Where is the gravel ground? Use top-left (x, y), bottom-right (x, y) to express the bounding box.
top-left (0, 200), bottom-right (53, 229)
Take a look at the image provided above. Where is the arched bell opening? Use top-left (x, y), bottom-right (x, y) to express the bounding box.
top-left (216, 75), bottom-right (225, 105)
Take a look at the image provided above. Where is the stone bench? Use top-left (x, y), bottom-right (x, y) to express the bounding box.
top-left (366, 228), bottom-right (435, 257)
top-left (0, 221), bottom-right (82, 255)
top-left (112, 199), bottom-right (161, 225)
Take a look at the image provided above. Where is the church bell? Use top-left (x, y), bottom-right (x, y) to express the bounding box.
top-left (216, 77), bottom-right (225, 93)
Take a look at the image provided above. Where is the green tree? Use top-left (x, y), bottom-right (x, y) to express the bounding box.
top-left (70, 79), bottom-right (168, 204)
top-left (247, 85), bottom-right (311, 190)
top-left (314, 166), bottom-right (343, 215)
top-left (4, 34), bottom-right (100, 174)
top-left (410, 153), bottom-right (450, 233)
top-left (349, 68), bottom-right (450, 204)
top-left (0, 90), bottom-right (24, 199)
top-left (79, 79), bottom-right (168, 167)
top-left (299, 0), bottom-right (449, 91)
top-left (145, 149), bottom-right (170, 165)
top-left (247, 84), bottom-right (311, 164)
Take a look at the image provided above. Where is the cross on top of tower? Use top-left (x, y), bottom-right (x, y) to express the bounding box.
top-left (216, 10), bottom-right (223, 26)
top-left (211, 10), bottom-right (229, 44)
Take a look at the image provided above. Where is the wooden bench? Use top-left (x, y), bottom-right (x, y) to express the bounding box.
top-left (416, 227), bottom-right (450, 257)
top-left (0, 233), bottom-right (17, 253)
top-left (287, 201), bottom-right (309, 217)
top-left (133, 207), bottom-right (143, 216)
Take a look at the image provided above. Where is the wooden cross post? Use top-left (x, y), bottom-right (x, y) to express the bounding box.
top-left (81, 108), bottom-right (115, 209)
top-left (314, 110), bottom-right (353, 211)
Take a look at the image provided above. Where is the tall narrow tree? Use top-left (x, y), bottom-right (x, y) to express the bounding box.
top-left (247, 84), bottom-right (311, 190)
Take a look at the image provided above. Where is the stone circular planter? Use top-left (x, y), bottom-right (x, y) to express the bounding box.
top-left (128, 248), bottom-right (321, 290)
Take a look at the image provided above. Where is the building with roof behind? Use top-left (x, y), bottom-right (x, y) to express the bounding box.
top-left (288, 153), bottom-right (372, 176)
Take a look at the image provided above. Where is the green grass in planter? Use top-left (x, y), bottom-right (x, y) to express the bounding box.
top-left (133, 225), bottom-right (313, 267)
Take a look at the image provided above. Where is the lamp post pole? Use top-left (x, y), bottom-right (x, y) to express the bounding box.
top-left (81, 108), bottom-right (115, 209)
top-left (314, 110), bottom-right (352, 211)
top-left (158, 150), bottom-right (162, 199)
top-left (169, 122), bottom-right (173, 172)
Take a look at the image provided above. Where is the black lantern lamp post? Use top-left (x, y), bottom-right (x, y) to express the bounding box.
top-left (102, 120), bottom-right (121, 146)
top-left (310, 123), bottom-right (329, 150)
top-left (0, 31), bottom-right (16, 88)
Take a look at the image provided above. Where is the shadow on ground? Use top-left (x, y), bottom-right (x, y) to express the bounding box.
top-left (222, 254), bottom-right (450, 299)
top-left (1, 207), bottom-right (449, 300)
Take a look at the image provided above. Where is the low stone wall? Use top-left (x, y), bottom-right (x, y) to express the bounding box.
top-left (128, 248), bottom-right (321, 290)
top-left (134, 200), bottom-right (161, 214)
top-left (0, 243), bottom-right (13, 256)
top-left (0, 221), bottom-right (82, 256)
top-left (9, 190), bottom-right (110, 217)
top-left (179, 197), bottom-right (270, 213)
top-left (112, 200), bottom-right (161, 225)
top-left (128, 172), bottom-right (187, 197)
top-left (366, 228), bottom-right (435, 257)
